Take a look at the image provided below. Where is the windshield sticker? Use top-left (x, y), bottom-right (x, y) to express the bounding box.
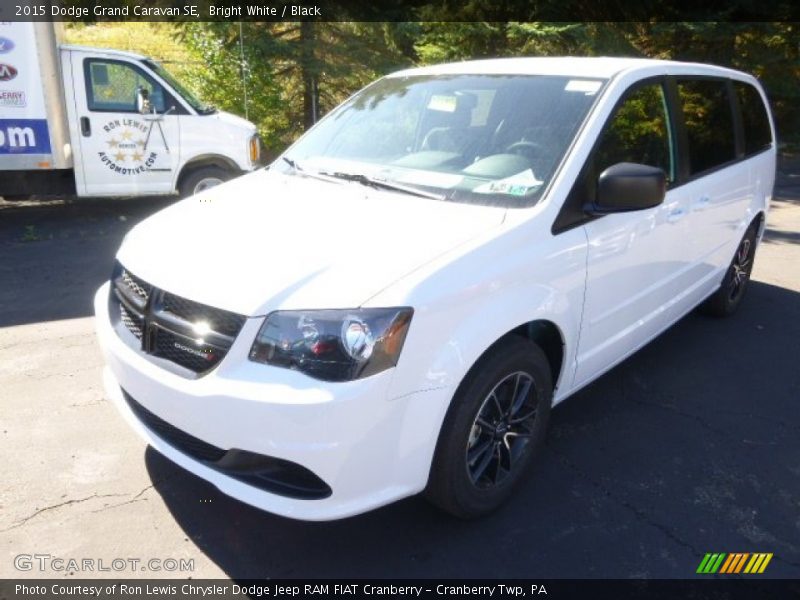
top-left (475, 169), bottom-right (543, 196)
top-left (427, 95), bottom-right (458, 113)
top-left (565, 79), bottom-right (602, 95)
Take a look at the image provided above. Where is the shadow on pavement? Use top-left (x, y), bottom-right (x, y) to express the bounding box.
top-left (146, 280), bottom-right (800, 579)
top-left (0, 196), bottom-right (176, 327)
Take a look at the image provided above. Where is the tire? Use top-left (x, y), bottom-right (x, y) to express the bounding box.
top-left (425, 336), bottom-right (553, 519)
top-left (178, 166), bottom-right (231, 198)
top-left (699, 221), bottom-right (759, 317)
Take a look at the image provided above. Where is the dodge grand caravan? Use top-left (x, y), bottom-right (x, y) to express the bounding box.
top-left (95, 57), bottom-right (776, 520)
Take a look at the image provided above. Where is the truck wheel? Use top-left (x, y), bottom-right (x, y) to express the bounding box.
top-left (699, 221), bottom-right (759, 317)
top-left (179, 166), bottom-right (231, 198)
top-left (425, 336), bottom-right (552, 519)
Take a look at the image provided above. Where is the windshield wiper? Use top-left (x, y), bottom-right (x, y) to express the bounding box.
top-left (318, 170), bottom-right (445, 201)
top-left (281, 157), bottom-right (334, 181)
top-left (281, 159), bottom-right (445, 201)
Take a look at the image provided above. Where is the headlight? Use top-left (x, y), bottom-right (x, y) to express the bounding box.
top-left (249, 308), bottom-right (413, 382)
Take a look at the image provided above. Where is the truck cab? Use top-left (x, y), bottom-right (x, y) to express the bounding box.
top-left (61, 45), bottom-right (260, 197)
top-left (0, 22), bottom-right (259, 199)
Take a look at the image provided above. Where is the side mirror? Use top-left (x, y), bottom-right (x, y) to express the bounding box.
top-left (588, 162), bottom-right (666, 215)
top-left (136, 87), bottom-right (151, 115)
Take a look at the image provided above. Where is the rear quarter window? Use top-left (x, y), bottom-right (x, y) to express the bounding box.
top-left (677, 79), bottom-right (736, 176)
top-left (734, 81), bottom-right (773, 155)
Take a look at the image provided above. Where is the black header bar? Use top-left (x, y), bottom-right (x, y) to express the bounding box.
top-left (1, 0), bottom-right (799, 22)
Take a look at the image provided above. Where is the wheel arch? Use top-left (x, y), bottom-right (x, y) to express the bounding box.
top-left (752, 210), bottom-right (766, 240)
top-left (175, 154), bottom-right (242, 191)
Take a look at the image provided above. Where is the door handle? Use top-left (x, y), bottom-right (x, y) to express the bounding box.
top-left (80, 117), bottom-right (91, 137)
top-left (667, 207), bottom-right (686, 223)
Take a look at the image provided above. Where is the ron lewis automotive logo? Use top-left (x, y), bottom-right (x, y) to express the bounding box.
top-left (98, 118), bottom-right (158, 175)
top-left (0, 62), bottom-right (18, 81)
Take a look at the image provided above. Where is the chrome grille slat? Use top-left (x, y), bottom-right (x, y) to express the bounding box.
top-left (121, 269), bottom-right (151, 301)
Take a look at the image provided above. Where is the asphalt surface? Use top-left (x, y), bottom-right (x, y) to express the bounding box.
top-left (1, 165), bottom-right (799, 579)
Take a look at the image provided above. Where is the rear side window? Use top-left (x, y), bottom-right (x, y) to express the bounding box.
top-left (677, 80), bottom-right (736, 176)
top-left (735, 81), bottom-right (772, 155)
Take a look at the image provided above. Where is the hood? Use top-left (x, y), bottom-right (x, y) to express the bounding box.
top-left (117, 170), bottom-right (506, 316)
top-left (211, 110), bottom-right (256, 132)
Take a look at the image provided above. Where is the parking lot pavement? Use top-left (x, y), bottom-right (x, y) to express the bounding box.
top-left (1, 185), bottom-right (799, 579)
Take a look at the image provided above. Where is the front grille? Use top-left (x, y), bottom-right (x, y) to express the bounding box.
top-left (162, 292), bottom-right (246, 338)
top-left (110, 262), bottom-right (247, 376)
top-left (121, 268), bottom-right (151, 302)
top-left (155, 329), bottom-right (219, 373)
top-left (119, 304), bottom-right (144, 339)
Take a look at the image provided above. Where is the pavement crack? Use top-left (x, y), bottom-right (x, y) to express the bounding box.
top-left (550, 446), bottom-right (703, 558)
top-left (90, 469), bottom-right (182, 514)
top-left (619, 376), bottom-right (732, 440)
top-left (2, 493), bottom-right (128, 532)
top-left (4, 469), bottom-right (182, 528)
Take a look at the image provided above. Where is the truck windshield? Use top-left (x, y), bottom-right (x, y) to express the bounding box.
top-left (280, 74), bottom-right (606, 208)
top-left (143, 59), bottom-right (216, 115)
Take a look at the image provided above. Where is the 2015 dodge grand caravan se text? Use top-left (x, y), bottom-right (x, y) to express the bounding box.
top-left (94, 57), bottom-right (776, 520)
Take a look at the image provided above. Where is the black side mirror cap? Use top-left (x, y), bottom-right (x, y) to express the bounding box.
top-left (586, 162), bottom-right (666, 215)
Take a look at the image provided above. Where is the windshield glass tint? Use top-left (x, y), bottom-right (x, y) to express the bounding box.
top-left (143, 59), bottom-right (214, 114)
top-left (281, 74), bottom-right (606, 207)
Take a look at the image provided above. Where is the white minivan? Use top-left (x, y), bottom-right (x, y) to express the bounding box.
top-left (94, 57), bottom-right (775, 520)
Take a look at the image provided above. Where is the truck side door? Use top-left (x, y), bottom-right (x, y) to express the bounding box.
top-left (67, 53), bottom-right (181, 197)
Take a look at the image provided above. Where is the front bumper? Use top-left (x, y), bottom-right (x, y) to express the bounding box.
top-left (94, 282), bottom-right (440, 520)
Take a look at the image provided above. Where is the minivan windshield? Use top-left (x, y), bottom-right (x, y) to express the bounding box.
top-left (281, 74), bottom-right (606, 207)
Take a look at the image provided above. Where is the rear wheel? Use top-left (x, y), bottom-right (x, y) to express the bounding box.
top-left (425, 336), bottom-right (552, 519)
top-left (699, 222), bottom-right (759, 317)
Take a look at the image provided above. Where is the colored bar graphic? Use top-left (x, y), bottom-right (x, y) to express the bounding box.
top-left (733, 553), bottom-right (749, 573)
top-left (719, 554), bottom-right (736, 573)
top-left (744, 554), bottom-right (761, 573)
top-left (710, 553), bottom-right (726, 573)
top-left (759, 553), bottom-right (773, 573)
top-left (699, 552), bottom-right (773, 574)
top-left (697, 554), bottom-right (713, 573)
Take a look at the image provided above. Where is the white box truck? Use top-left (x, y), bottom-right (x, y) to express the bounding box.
top-left (0, 22), bottom-right (260, 199)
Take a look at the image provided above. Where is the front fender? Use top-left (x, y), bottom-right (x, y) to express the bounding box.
top-left (368, 222), bottom-right (588, 489)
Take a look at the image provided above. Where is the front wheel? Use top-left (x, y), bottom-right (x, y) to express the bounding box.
top-left (179, 166), bottom-right (232, 198)
top-left (425, 336), bottom-right (553, 519)
top-left (699, 222), bottom-right (759, 317)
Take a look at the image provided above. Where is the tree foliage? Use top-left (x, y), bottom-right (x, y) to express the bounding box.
top-left (74, 20), bottom-right (795, 153)
top-left (181, 22), bottom-right (415, 155)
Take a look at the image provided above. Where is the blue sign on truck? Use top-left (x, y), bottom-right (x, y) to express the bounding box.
top-left (0, 119), bottom-right (51, 154)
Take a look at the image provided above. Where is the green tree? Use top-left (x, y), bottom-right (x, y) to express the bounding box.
top-left (182, 22), bottom-right (413, 154)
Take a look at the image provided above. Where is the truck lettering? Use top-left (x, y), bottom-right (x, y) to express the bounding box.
top-left (6, 127), bottom-right (34, 147)
top-left (98, 151), bottom-right (157, 175)
top-left (0, 119), bottom-right (51, 154)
